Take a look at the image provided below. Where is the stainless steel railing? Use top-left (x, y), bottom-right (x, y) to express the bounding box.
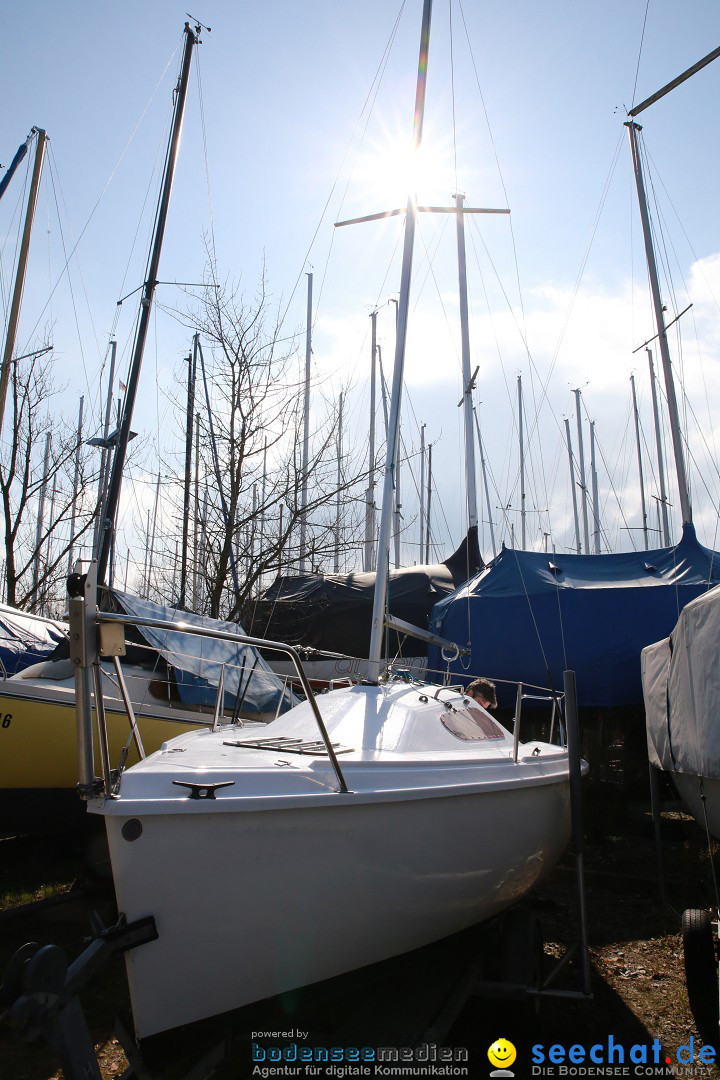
top-left (68, 562), bottom-right (349, 798)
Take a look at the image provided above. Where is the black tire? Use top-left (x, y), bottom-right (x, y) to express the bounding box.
top-left (682, 907), bottom-right (719, 1045)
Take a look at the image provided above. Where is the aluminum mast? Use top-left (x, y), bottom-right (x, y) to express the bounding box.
top-left (97, 24), bottom-right (198, 584)
top-left (367, 0), bottom-right (433, 682)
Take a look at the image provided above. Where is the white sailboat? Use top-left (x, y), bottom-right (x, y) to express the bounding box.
top-left (73, 0), bottom-right (578, 1039)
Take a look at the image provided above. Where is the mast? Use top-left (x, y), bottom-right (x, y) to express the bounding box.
top-left (590, 420), bottom-right (600, 554)
top-left (179, 336), bottom-right (197, 608)
top-left (364, 310), bottom-right (378, 571)
top-left (389, 298), bottom-right (401, 569)
top-left (92, 340), bottom-right (117, 559)
top-left (419, 423), bottom-right (426, 563)
top-left (32, 432), bottom-right (52, 612)
top-left (67, 396), bottom-right (85, 575)
top-left (97, 23), bottom-right (198, 584)
top-left (192, 411), bottom-right (200, 608)
top-left (455, 192), bottom-right (479, 541)
top-left (299, 271), bottom-right (312, 572)
top-left (198, 490), bottom-right (208, 610)
top-left (626, 121), bottom-right (691, 528)
top-left (648, 348), bottom-right (671, 545)
top-left (473, 405), bottom-right (497, 558)
top-left (630, 373), bottom-right (649, 549)
top-left (259, 437), bottom-right (268, 587)
top-left (565, 418), bottom-right (581, 554)
top-left (425, 442), bottom-right (433, 562)
top-left (0, 128), bottom-right (47, 436)
top-left (335, 391), bottom-right (343, 573)
top-left (574, 388), bottom-right (590, 553)
top-left (145, 469), bottom-right (162, 598)
top-left (518, 375), bottom-right (526, 548)
top-left (393, 430), bottom-right (402, 569)
top-left (367, 0), bottom-right (433, 682)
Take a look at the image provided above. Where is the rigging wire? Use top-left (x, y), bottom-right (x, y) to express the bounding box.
top-left (17, 41), bottom-right (183, 367)
top-left (629, 0), bottom-right (652, 114)
top-left (577, 391), bottom-right (635, 553)
top-left (456, 0), bottom-right (528, 343)
top-left (449, 0), bottom-right (458, 195)
top-left (44, 150), bottom-right (93, 400)
top-left (278, 2), bottom-right (407, 334)
top-left (194, 48), bottom-right (218, 273)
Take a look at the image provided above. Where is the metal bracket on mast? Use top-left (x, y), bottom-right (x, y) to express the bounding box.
top-left (385, 614), bottom-right (470, 656)
top-left (458, 365), bottom-right (479, 408)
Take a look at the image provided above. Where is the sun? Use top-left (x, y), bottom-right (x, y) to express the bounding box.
top-left (352, 121), bottom-right (456, 212)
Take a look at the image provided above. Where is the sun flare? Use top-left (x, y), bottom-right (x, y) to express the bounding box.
top-left (353, 124), bottom-right (456, 212)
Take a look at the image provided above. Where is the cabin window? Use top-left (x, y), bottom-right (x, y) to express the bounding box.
top-left (441, 706), bottom-right (505, 741)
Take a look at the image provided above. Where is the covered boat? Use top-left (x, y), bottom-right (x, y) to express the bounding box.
top-left (0, 590), bottom-right (294, 799)
top-left (429, 525), bottom-right (720, 707)
top-left (0, 603), bottom-right (66, 676)
top-left (642, 583), bottom-right (720, 837)
top-left (107, 590), bottom-right (296, 717)
top-left (244, 530), bottom-right (482, 683)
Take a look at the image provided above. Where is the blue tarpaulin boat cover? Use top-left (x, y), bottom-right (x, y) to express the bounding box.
top-left (428, 525), bottom-right (720, 708)
top-left (0, 603), bottom-right (66, 676)
top-left (111, 591), bottom-right (296, 717)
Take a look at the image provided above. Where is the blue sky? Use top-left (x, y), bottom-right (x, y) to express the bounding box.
top-left (3, 0), bottom-right (720, 573)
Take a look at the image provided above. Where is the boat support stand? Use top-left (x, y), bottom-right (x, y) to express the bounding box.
top-left (473, 669), bottom-right (593, 1006)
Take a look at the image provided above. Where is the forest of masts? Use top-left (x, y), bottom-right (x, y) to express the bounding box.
top-left (0, 258), bottom-right (686, 627)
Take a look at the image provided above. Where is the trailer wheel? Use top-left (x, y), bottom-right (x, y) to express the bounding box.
top-left (682, 908), bottom-right (719, 1044)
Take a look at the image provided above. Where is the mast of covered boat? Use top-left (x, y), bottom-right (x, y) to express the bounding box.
top-left (96, 22), bottom-right (199, 585)
top-left (625, 120), bottom-right (692, 528)
top-left (366, 0), bottom-right (433, 684)
top-left (623, 46), bottom-right (720, 531)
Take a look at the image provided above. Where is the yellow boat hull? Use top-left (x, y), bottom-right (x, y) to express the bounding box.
top-left (0, 680), bottom-right (206, 790)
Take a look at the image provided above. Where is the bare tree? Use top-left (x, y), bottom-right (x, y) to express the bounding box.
top-left (0, 349), bottom-right (96, 614)
top-left (151, 264), bottom-right (366, 619)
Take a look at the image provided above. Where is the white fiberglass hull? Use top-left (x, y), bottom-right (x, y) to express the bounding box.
top-left (92, 681), bottom-right (572, 1038)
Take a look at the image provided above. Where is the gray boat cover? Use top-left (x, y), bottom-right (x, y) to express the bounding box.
top-left (642, 583), bottom-right (720, 777)
top-left (111, 591), bottom-right (296, 716)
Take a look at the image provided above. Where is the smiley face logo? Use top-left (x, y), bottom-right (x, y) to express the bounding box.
top-left (488, 1038), bottom-right (517, 1072)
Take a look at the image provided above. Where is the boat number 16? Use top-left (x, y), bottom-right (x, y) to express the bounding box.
top-left (1, 714), bottom-right (11, 728)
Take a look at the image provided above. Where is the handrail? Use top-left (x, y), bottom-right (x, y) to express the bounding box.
top-left (95, 610), bottom-right (349, 794)
top-left (513, 684), bottom-right (566, 761)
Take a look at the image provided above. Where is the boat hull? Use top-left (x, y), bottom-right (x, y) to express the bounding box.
top-left (104, 775), bottom-right (570, 1038)
top-left (0, 677), bottom-right (205, 791)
